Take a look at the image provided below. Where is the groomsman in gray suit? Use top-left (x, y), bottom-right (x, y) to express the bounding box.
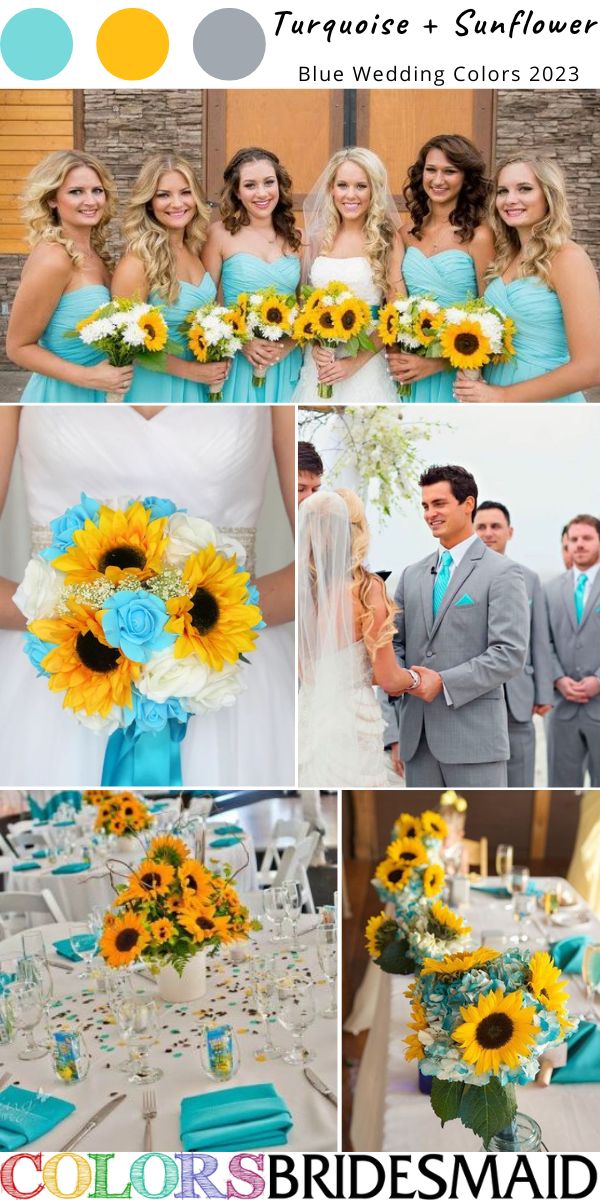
top-left (388, 465), bottom-right (529, 786)
top-left (474, 501), bottom-right (554, 786)
top-left (546, 514), bottom-right (600, 786)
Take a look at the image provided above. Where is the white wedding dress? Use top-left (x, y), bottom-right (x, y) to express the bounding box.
top-left (292, 257), bottom-right (398, 404)
top-left (0, 406), bottom-right (294, 787)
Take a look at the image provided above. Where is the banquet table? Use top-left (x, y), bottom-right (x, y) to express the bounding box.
top-left (350, 877), bottom-right (600, 1152)
top-left (0, 916), bottom-right (337, 1151)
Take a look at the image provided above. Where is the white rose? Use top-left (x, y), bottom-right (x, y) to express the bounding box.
top-left (13, 557), bottom-right (63, 620)
top-left (165, 513), bottom-right (245, 568)
top-left (137, 646), bottom-right (211, 704)
top-left (74, 706), bottom-right (123, 736)
top-left (185, 660), bottom-right (246, 714)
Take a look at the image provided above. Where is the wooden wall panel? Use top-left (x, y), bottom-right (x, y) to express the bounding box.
top-left (0, 90), bottom-right (74, 254)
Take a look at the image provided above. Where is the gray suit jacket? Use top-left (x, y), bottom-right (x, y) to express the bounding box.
top-left (545, 570), bottom-right (600, 722)
top-left (505, 563), bottom-right (554, 722)
top-left (391, 539), bottom-right (529, 763)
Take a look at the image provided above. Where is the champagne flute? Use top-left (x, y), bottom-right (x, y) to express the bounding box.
top-left (277, 978), bottom-right (315, 1065)
top-left (262, 887), bottom-right (286, 942)
top-left (68, 921), bottom-right (100, 978)
top-left (495, 844), bottom-right (514, 894)
top-left (282, 881), bottom-right (305, 952)
top-left (316, 925), bottom-right (337, 1019)
top-left (582, 943), bottom-right (600, 1022)
top-left (249, 957), bottom-right (282, 1061)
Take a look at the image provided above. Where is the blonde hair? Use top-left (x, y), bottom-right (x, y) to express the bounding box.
top-left (487, 156), bottom-right (573, 286)
top-left (318, 148), bottom-right (397, 292)
top-left (21, 150), bottom-right (116, 267)
top-left (122, 154), bottom-right (210, 304)
top-left (335, 489), bottom-right (397, 659)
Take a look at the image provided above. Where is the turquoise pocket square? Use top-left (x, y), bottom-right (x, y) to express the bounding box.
top-left (454, 594), bottom-right (474, 607)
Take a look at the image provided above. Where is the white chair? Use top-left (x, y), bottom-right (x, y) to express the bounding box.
top-left (187, 797), bottom-right (214, 819)
top-left (0, 889), bottom-right (66, 935)
top-left (271, 832), bottom-right (320, 914)
top-left (0, 832), bottom-right (17, 882)
top-left (6, 829), bottom-right (49, 858)
top-left (257, 818), bottom-right (311, 886)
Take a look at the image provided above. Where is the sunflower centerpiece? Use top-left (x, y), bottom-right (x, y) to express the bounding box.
top-left (101, 833), bottom-right (254, 1002)
top-left (372, 810), bottom-right (447, 920)
top-left (240, 288), bottom-right (298, 389)
top-left (69, 296), bottom-right (173, 402)
top-left (405, 946), bottom-right (576, 1148)
top-left (436, 296), bottom-right (516, 380)
top-left (294, 282), bottom-right (374, 399)
top-left (377, 294), bottom-right (444, 397)
top-left (366, 900), bottom-right (472, 976)
top-left (93, 790), bottom-right (153, 841)
top-left (181, 300), bottom-right (248, 401)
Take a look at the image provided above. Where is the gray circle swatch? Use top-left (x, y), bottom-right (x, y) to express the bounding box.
top-left (193, 8), bottom-right (266, 79)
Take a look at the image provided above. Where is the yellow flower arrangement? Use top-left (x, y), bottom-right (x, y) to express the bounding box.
top-left (439, 320), bottom-right (492, 370)
top-left (294, 281), bottom-right (375, 398)
top-left (50, 502), bottom-right (168, 586)
top-left (165, 545), bottom-right (261, 671)
top-left (30, 602), bottom-right (140, 718)
top-left (94, 791), bottom-right (154, 839)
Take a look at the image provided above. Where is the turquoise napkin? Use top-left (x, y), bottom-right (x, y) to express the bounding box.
top-left (53, 939), bottom-right (82, 962)
top-left (210, 836), bottom-right (243, 849)
top-left (12, 862), bottom-right (41, 872)
top-left (471, 881), bottom-right (542, 900)
top-left (213, 825), bottom-right (244, 835)
top-left (51, 862), bottom-right (90, 875)
top-left (550, 935), bottom-right (592, 974)
top-left (0, 1085), bottom-right (75, 1150)
top-left (32, 848), bottom-right (49, 859)
top-left (52, 820), bottom-right (76, 828)
top-left (180, 1083), bottom-right (293, 1151)
top-left (553, 1022), bottom-right (600, 1083)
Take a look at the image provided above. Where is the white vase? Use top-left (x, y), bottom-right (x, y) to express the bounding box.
top-left (157, 952), bottom-right (207, 1002)
top-left (111, 836), bottom-right (138, 857)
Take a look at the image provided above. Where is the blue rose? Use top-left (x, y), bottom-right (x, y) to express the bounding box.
top-left (40, 493), bottom-right (100, 562)
top-left (142, 496), bottom-right (186, 521)
top-left (244, 581), bottom-right (266, 630)
top-left (101, 591), bottom-right (175, 663)
top-left (23, 632), bottom-right (56, 677)
top-left (124, 690), bottom-right (188, 734)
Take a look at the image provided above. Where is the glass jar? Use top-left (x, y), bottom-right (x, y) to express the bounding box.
top-left (487, 1114), bottom-right (542, 1152)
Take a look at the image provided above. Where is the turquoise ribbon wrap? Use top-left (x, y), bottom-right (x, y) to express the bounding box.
top-left (101, 716), bottom-right (189, 786)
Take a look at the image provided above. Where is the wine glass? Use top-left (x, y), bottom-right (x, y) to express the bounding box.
top-left (114, 993), bottom-right (162, 1084)
top-left (21, 929), bottom-right (47, 962)
top-left (495, 844), bottom-right (514, 894)
top-left (262, 887), bottom-right (287, 942)
top-left (249, 956), bottom-right (282, 1061)
top-left (277, 978), bottom-right (316, 1066)
top-left (6, 980), bottom-right (47, 1059)
top-left (282, 882), bottom-right (305, 952)
top-left (582, 943), bottom-right (600, 1022)
top-left (316, 926), bottom-right (337, 1019)
top-left (68, 921), bottom-right (100, 977)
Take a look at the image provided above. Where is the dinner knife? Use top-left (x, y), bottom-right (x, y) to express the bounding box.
top-left (304, 1067), bottom-right (337, 1107)
top-left (58, 1093), bottom-right (126, 1150)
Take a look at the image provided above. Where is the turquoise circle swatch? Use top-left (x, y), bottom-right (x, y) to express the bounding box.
top-left (1, 8), bottom-right (73, 80)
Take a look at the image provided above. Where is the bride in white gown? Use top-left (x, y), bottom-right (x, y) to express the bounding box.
top-left (293, 147), bottom-right (403, 404)
top-left (298, 488), bottom-right (415, 787)
top-left (0, 405), bottom-right (295, 786)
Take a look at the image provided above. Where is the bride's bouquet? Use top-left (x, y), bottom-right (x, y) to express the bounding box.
top-left (15, 494), bottom-right (263, 786)
top-left (294, 282), bottom-right (374, 399)
top-left (239, 287), bottom-right (298, 389)
top-left (68, 297), bottom-right (173, 402)
top-left (182, 300), bottom-right (248, 401)
top-left (435, 296), bottom-right (516, 380)
top-left (377, 294), bottom-right (443, 397)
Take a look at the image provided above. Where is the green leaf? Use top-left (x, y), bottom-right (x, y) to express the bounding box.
top-left (358, 331), bottom-right (376, 352)
top-left (377, 937), bottom-right (415, 975)
top-left (430, 1078), bottom-right (464, 1126)
top-left (459, 1079), bottom-right (517, 1148)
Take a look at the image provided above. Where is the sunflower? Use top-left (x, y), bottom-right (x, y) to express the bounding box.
top-left (259, 296), bottom-right (290, 331)
top-left (452, 988), bottom-right (538, 1075)
top-left (408, 997), bottom-right (428, 1032)
top-left (415, 309), bottom-right (441, 347)
top-left (188, 324), bottom-right (208, 362)
top-left (420, 947), bottom-right (500, 977)
top-left (148, 834), bottom-right (189, 868)
top-left (211, 879), bottom-right (243, 914)
top-left (377, 303), bottom-right (400, 346)
top-left (83, 789), bottom-right (108, 806)
top-left (223, 308), bottom-right (246, 337)
top-left (50, 502), bottom-right (168, 585)
top-left (110, 815), bottom-right (126, 836)
top-left (388, 837), bottom-right (428, 870)
top-left (427, 900), bottom-right (471, 940)
top-left (165, 544), bottom-right (261, 671)
top-left (439, 320), bottom-right (492, 369)
top-left (138, 310), bottom-right (168, 352)
top-left (100, 911), bottom-right (150, 967)
top-left (315, 306), bottom-right (340, 339)
top-left (420, 810), bottom-right (448, 839)
top-left (117, 859), bottom-right (175, 904)
top-left (336, 298), bottom-right (369, 341)
top-left (423, 863), bottom-right (445, 898)
top-left (151, 918), bottom-right (176, 943)
top-left (365, 912), bottom-right (398, 960)
top-left (528, 951), bottom-right (573, 1031)
top-left (393, 813), bottom-right (422, 841)
top-left (375, 858), bottom-right (412, 894)
top-left (178, 860), bottom-right (214, 904)
top-left (178, 904), bottom-right (233, 945)
top-left (30, 602), bottom-right (139, 718)
top-left (497, 317), bottom-right (517, 362)
top-left (305, 288), bottom-right (326, 313)
top-left (76, 305), bottom-right (107, 332)
top-left (292, 313), bottom-right (316, 343)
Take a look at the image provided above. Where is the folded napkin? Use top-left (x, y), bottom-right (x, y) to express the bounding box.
top-left (12, 861), bottom-right (41, 872)
top-left (471, 881), bottom-right (542, 900)
top-left (180, 1083), bottom-right (293, 1151)
top-left (52, 820), bottom-right (76, 828)
top-left (552, 1022), bottom-right (600, 1084)
top-left (210, 836), bottom-right (243, 849)
top-left (53, 939), bottom-right (82, 962)
top-left (212, 824), bottom-right (244, 836)
top-left (0, 1085), bottom-right (75, 1150)
top-left (51, 862), bottom-right (90, 875)
top-left (550, 935), bottom-right (592, 974)
top-left (32, 848), bottom-right (49, 859)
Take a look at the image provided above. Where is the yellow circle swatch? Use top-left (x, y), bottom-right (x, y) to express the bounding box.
top-left (97, 8), bottom-right (169, 80)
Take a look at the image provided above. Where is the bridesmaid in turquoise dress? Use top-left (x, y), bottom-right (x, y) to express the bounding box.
top-left (202, 147), bottom-right (302, 403)
top-left (112, 154), bottom-right (226, 404)
top-left (6, 150), bottom-right (132, 402)
top-left (388, 134), bottom-right (494, 403)
top-left (455, 157), bottom-right (600, 404)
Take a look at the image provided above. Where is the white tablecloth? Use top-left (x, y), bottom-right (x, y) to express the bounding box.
top-left (0, 916), bottom-right (336, 1151)
top-left (351, 877), bottom-right (600, 1152)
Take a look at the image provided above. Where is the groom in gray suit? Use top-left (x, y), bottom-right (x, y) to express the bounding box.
top-left (474, 501), bottom-right (554, 786)
top-left (388, 465), bottom-right (529, 786)
top-left (545, 514), bottom-right (600, 786)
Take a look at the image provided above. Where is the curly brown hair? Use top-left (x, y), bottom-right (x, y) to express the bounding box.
top-left (220, 146), bottom-right (301, 251)
top-left (403, 134), bottom-right (489, 244)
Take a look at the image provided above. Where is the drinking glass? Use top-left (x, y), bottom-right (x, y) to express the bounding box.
top-left (510, 865), bottom-right (530, 894)
top-left (495, 844), bottom-right (514, 886)
top-left (262, 887), bottom-right (287, 942)
top-left (17, 954), bottom-right (53, 1004)
top-left (114, 993), bottom-right (162, 1084)
top-left (249, 956), bottom-right (282, 1061)
top-left (277, 979), bottom-right (316, 1066)
top-left (68, 922), bottom-right (100, 977)
top-left (316, 925), bottom-right (337, 1019)
top-left (282, 882), bottom-right (305, 952)
top-left (7, 980), bottom-right (47, 1059)
top-left (21, 929), bottom-right (47, 962)
top-left (582, 943), bottom-right (600, 1022)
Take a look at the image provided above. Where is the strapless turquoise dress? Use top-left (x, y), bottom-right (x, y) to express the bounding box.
top-left (21, 284), bottom-right (110, 404)
top-left (221, 252), bottom-right (301, 403)
top-left (401, 248), bottom-right (478, 403)
top-left (484, 277), bottom-right (584, 403)
top-left (125, 276), bottom-right (217, 404)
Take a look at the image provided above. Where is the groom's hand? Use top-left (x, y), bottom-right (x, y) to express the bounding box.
top-left (409, 666), bottom-right (443, 703)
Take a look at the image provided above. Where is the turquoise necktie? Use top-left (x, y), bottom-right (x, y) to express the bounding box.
top-left (433, 550), bottom-right (453, 617)
top-left (574, 573), bottom-right (588, 624)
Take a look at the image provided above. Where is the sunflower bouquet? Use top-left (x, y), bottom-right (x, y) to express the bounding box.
top-left (100, 833), bottom-right (253, 975)
top-left (15, 493), bottom-right (263, 787)
top-left (93, 790), bottom-right (153, 838)
top-left (377, 295), bottom-right (444, 397)
top-left (68, 297), bottom-right (173, 402)
top-left (366, 900), bottom-right (472, 976)
top-left (240, 288), bottom-right (298, 389)
top-left (404, 945), bottom-right (575, 1146)
top-left (181, 300), bottom-right (247, 402)
top-left (435, 297), bottom-right (516, 380)
top-left (293, 282), bottom-right (374, 399)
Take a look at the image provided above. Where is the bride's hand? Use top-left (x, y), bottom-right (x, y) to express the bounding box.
top-left (386, 351), bottom-right (443, 383)
top-left (312, 345), bottom-right (334, 369)
top-left (316, 356), bottom-right (362, 384)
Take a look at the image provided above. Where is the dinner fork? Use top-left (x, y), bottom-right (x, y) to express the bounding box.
top-left (142, 1088), bottom-right (157, 1150)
